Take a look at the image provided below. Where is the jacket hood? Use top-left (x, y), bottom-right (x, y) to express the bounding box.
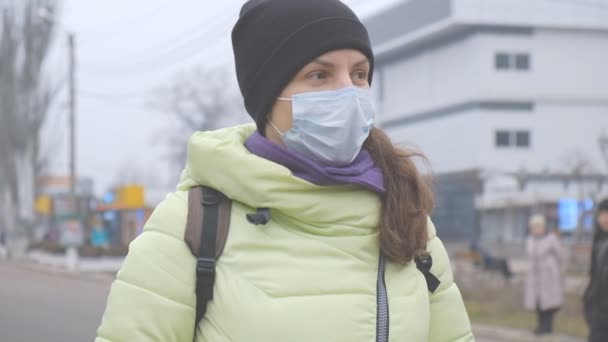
top-left (177, 124), bottom-right (381, 236)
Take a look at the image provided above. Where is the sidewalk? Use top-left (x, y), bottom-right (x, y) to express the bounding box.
top-left (1, 258), bottom-right (117, 284)
top-left (27, 249), bottom-right (124, 273)
top-left (473, 324), bottom-right (585, 342)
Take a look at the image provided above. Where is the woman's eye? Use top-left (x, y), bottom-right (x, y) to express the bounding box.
top-left (308, 71), bottom-right (328, 80)
top-left (352, 71), bottom-right (368, 80)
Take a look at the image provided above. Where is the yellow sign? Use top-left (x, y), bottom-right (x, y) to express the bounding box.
top-left (117, 185), bottom-right (145, 209)
top-left (35, 195), bottom-right (52, 215)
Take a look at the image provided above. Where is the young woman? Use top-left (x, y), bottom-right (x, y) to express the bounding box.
top-left (96, 1), bottom-right (473, 341)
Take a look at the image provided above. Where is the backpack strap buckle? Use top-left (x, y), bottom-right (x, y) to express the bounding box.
top-left (196, 257), bottom-right (216, 300)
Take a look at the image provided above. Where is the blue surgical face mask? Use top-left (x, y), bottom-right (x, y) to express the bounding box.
top-left (270, 86), bottom-right (376, 166)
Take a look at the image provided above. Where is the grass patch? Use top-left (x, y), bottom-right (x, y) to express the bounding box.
top-left (459, 275), bottom-right (588, 337)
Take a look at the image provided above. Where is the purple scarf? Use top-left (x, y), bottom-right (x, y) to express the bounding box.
top-left (245, 131), bottom-right (385, 194)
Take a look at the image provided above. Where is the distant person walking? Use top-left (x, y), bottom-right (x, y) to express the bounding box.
top-left (584, 198), bottom-right (608, 342)
top-left (524, 214), bottom-right (566, 335)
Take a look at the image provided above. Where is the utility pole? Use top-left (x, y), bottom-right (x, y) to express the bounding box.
top-left (38, 7), bottom-right (77, 204)
top-left (68, 33), bottom-right (76, 202)
top-left (66, 33), bottom-right (80, 273)
top-left (38, 7), bottom-right (80, 271)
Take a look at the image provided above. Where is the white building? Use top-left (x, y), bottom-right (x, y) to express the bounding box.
top-left (364, 0), bottom-right (608, 241)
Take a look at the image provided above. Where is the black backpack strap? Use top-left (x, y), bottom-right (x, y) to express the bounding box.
top-left (415, 253), bottom-right (441, 293)
top-left (194, 187), bottom-right (221, 329)
top-left (185, 186), bottom-right (232, 339)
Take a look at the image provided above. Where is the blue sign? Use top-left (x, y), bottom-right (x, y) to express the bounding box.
top-left (558, 199), bottom-right (578, 231)
top-left (558, 198), bottom-right (595, 231)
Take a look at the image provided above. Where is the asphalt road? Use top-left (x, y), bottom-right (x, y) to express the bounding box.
top-left (1, 260), bottom-right (580, 342)
top-left (0, 261), bottom-right (113, 342)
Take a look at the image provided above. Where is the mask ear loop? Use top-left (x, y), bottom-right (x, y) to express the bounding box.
top-left (267, 96), bottom-right (292, 135)
top-left (268, 119), bottom-right (284, 135)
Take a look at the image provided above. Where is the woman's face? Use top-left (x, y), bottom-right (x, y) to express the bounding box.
top-left (265, 49), bottom-right (371, 145)
top-left (530, 223), bottom-right (546, 237)
top-left (598, 211), bottom-right (608, 232)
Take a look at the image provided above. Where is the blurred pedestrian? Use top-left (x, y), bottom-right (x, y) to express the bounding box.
top-left (524, 214), bottom-right (566, 335)
top-left (583, 198), bottom-right (608, 342)
top-left (95, 1), bottom-right (473, 341)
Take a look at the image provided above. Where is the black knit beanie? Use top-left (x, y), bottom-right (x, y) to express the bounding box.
top-left (231, 0), bottom-right (375, 132)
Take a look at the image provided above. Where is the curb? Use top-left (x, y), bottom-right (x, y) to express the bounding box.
top-left (472, 324), bottom-right (585, 342)
top-left (27, 250), bottom-right (125, 273)
top-left (3, 249), bottom-right (125, 283)
top-left (1, 259), bottom-right (117, 283)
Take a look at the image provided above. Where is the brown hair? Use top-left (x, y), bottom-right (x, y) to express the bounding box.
top-left (363, 127), bottom-right (435, 264)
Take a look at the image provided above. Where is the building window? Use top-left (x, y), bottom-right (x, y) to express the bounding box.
top-left (494, 52), bottom-right (531, 71)
top-left (515, 131), bottom-right (530, 147)
top-left (495, 53), bottom-right (510, 70)
top-left (495, 131), bottom-right (511, 147)
top-left (495, 130), bottom-right (532, 148)
top-left (515, 54), bottom-right (530, 70)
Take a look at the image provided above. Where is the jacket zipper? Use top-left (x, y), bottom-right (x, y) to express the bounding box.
top-left (376, 253), bottom-right (389, 342)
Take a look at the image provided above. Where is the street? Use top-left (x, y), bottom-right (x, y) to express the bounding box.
top-left (0, 261), bottom-right (112, 342)
top-left (0, 260), bottom-right (582, 342)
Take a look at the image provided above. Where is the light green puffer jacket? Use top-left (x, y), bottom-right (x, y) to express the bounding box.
top-left (96, 124), bottom-right (474, 342)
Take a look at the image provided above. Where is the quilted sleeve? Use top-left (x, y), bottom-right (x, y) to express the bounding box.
top-left (426, 218), bottom-right (475, 342)
top-left (96, 191), bottom-right (197, 342)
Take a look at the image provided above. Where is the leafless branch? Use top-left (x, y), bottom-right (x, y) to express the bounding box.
top-left (148, 66), bottom-right (247, 176)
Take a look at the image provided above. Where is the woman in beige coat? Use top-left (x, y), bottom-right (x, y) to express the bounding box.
top-left (524, 214), bottom-right (566, 335)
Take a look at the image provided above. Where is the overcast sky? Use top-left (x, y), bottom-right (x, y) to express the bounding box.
top-left (41, 0), bottom-right (402, 201)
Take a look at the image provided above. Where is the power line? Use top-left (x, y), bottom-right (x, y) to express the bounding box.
top-left (78, 92), bottom-right (153, 110)
top-left (99, 10), bottom-right (232, 67)
top-left (122, 20), bottom-right (224, 59)
top-left (76, 31), bottom-right (235, 102)
top-left (63, 2), bottom-right (174, 47)
top-left (78, 4), bottom-right (238, 76)
top-left (99, 2), bottom-right (174, 38)
top-left (78, 21), bottom-right (234, 78)
top-left (80, 88), bottom-right (154, 102)
top-left (75, 23), bottom-right (236, 100)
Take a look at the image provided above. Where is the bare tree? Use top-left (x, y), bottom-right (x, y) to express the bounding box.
top-left (149, 67), bottom-right (247, 181)
top-left (113, 158), bottom-right (162, 189)
top-left (0, 0), bottom-right (60, 250)
top-left (563, 150), bottom-right (595, 176)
